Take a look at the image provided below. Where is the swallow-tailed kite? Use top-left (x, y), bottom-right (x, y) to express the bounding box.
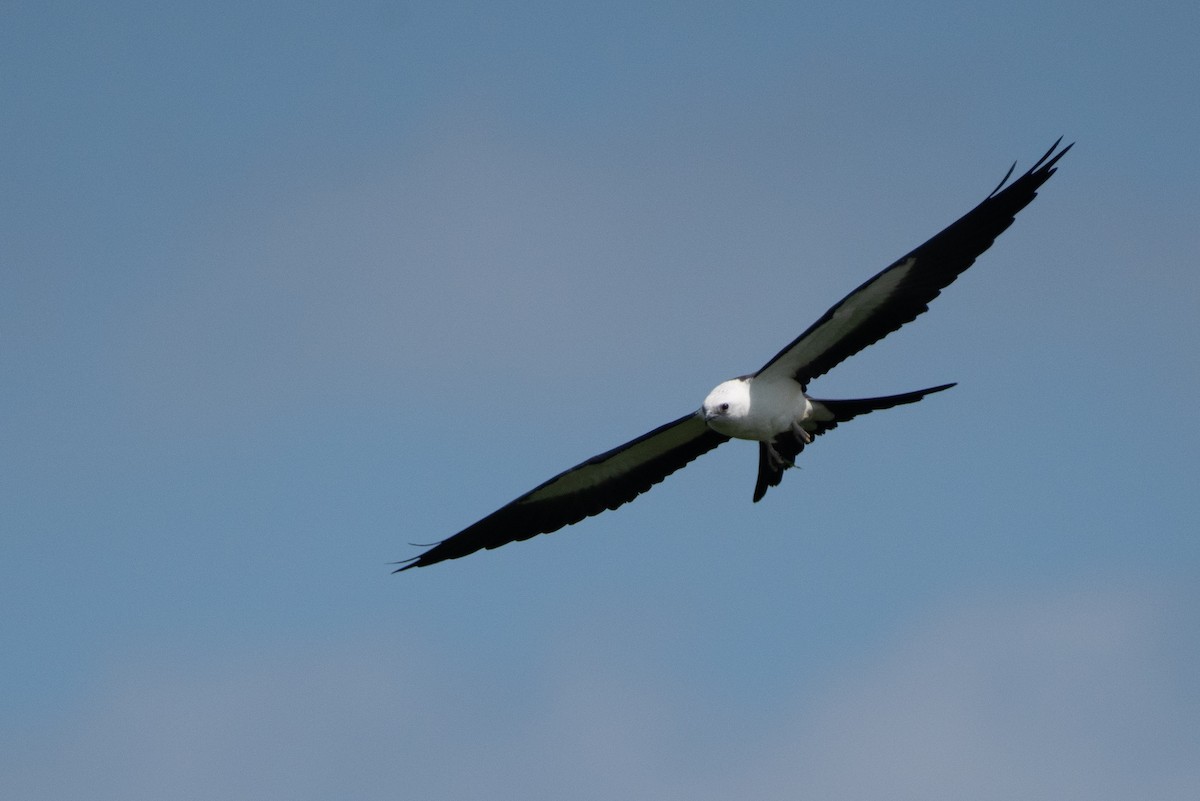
top-left (397, 139), bottom-right (1071, 571)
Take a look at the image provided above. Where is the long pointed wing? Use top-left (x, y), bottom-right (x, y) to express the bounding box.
top-left (756, 139), bottom-right (1072, 387)
top-left (396, 412), bottom-right (729, 570)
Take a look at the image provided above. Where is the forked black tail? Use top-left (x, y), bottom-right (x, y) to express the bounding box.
top-left (753, 383), bottom-right (956, 502)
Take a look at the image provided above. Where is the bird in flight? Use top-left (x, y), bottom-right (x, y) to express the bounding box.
top-left (397, 139), bottom-right (1071, 571)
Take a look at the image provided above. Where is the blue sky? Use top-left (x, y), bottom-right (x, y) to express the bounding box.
top-left (3, 1), bottom-right (1198, 798)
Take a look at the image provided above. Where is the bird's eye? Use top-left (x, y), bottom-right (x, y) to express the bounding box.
top-left (719, 402), bottom-right (729, 412)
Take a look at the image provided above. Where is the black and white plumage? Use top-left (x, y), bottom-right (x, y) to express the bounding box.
top-left (397, 140), bottom-right (1071, 571)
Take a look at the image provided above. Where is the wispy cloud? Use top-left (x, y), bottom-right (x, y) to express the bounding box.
top-left (747, 584), bottom-right (1200, 800)
top-left (6, 581), bottom-right (1195, 801)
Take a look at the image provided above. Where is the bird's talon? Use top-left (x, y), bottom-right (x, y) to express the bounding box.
top-left (791, 422), bottom-right (813, 445)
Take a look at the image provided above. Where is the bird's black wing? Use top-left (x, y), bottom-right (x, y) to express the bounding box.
top-left (756, 139), bottom-right (1071, 388)
top-left (396, 412), bottom-right (729, 570)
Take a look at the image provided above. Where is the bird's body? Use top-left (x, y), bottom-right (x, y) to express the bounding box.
top-left (703, 375), bottom-right (811, 442)
top-left (704, 375), bottom-right (956, 503)
top-left (398, 140), bottom-right (1071, 571)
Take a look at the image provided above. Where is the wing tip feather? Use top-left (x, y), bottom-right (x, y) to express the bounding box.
top-left (989, 137), bottom-right (1074, 198)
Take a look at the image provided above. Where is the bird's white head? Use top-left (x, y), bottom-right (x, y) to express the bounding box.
top-left (701, 378), bottom-right (752, 435)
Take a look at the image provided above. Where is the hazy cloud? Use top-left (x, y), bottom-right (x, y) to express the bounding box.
top-left (6, 582), bottom-right (1195, 801)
